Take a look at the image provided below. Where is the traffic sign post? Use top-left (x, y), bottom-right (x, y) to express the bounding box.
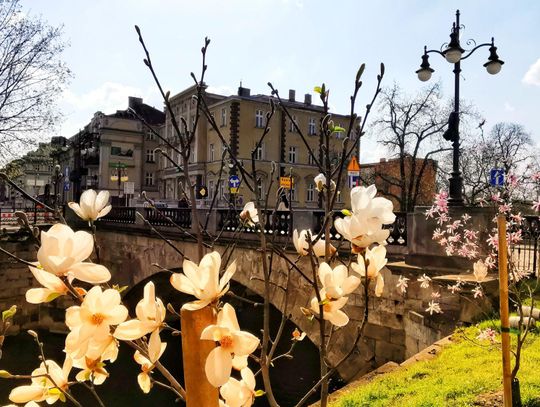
top-left (229, 175), bottom-right (240, 194)
top-left (490, 168), bottom-right (505, 187)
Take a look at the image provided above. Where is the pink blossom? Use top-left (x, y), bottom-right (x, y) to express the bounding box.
top-left (532, 172), bottom-right (540, 182)
top-left (396, 275), bottom-right (409, 294)
top-left (431, 291), bottom-right (441, 299)
top-left (425, 300), bottom-right (442, 315)
top-left (532, 198), bottom-right (540, 212)
top-left (433, 228), bottom-right (445, 240)
top-left (461, 213), bottom-right (471, 222)
top-left (472, 285), bottom-right (483, 298)
top-left (487, 234), bottom-right (498, 249)
top-left (464, 229), bottom-right (478, 240)
top-left (477, 328), bottom-right (497, 343)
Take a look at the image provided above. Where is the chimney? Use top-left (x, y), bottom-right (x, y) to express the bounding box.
top-left (128, 96), bottom-right (143, 108)
top-left (288, 89), bottom-right (296, 102)
top-left (304, 93), bottom-right (312, 105)
top-left (238, 86), bottom-right (251, 97)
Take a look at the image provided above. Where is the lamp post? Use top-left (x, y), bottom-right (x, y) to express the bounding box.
top-left (416, 9), bottom-right (504, 206)
top-left (110, 162), bottom-right (128, 206)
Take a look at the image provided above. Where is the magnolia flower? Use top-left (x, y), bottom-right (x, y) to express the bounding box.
top-left (201, 303), bottom-right (259, 387)
top-left (317, 263), bottom-right (360, 300)
top-left (133, 334), bottom-right (167, 393)
top-left (334, 185), bottom-right (395, 250)
top-left (351, 245), bottom-right (386, 297)
top-left (396, 275), bottom-right (409, 294)
top-left (473, 260), bottom-right (488, 282)
top-left (25, 266), bottom-right (68, 304)
top-left (68, 189), bottom-right (112, 222)
top-left (472, 285), bottom-right (484, 299)
top-left (65, 286), bottom-right (128, 359)
top-left (292, 328), bottom-right (306, 341)
top-left (240, 202), bottom-right (259, 226)
top-left (417, 274), bottom-right (431, 289)
top-left (220, 367), bottom-right (257, 407)
top-left (310, 289), bottom-right (349, 327)
top-left (37, 224), bottom-right (111, 284)
top-left (170, 251), bottom-right (236, 311)
top-left (73, 356), bottom-right (109, 385)
top-left (114, 282), bottom-right (165, 344)
top-left (477, 328), bottom-right (497, 343)
top-left (9, 359), bottom-right (71, 405)
top-left (314, 173), bottom-right (336, 192)
top-left (425, 300), bottom-right (442, 315)
top-left (293, 229), bottom-right (336, 257)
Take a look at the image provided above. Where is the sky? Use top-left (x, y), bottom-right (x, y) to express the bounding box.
top-left (21, 0), bottom-right (540, 163)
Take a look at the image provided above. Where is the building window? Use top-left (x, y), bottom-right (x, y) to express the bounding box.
top-left (145, 172), bottom-right (154, 186)
top-left (146, 149), bottom-right (155, 163)
top-left (308, 152), bottom-right (317, 165)
top-left (254, 143), bottom-right (264, 160)
top-left (289, 115), bottom-right (297, 132)
top-left (290, 183), bottom-right (297, 201)
top-left (255, 110), bottom-right (264, 128)
top-left (256, 178), bottom-right (265, 199)
top-left (306, 183), bottom-right (314, 202)
top-left (219, 180), bottom-right (225, 199)
top-left (221, 108), bottom-right (227, 127)
top-left (208, 180), bottom-right (214, 200)
top-left (308, 118), bottom-right (316, 135)
top-left (146, 131), bottom-right (155, 141)
top-left (335, 123), bottom-right (343, 139)
top-left (288, 146), bottom-right (297, 163)
top-left (209, 143), bottom-right (215, 161)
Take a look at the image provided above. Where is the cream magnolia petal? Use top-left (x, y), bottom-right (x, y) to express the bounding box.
top-left (170, 273), bottom-right (197, 295)
top-left (232, 354), bottom-right (248, 370)
top-left (317, 263), bottom-right (332, 286)
top-left (134, 350), bottom-right (151, 367)
top-left (342, 276), bottom-right (361, 295)
top-left (65, 306), bottom-right (82, 328)
top-left (105, 305), bottom-right (129, 325)
top-left (80, 189), bottom-right (97, 218)
top-left (95, 190), bottom-right (110, 212)
top-left (333, 265), bottom-right (348, 286)
top-left (71, 231), bottom-right (94, 263)
top-left (351, 255), bottom-right (366, 276)
top-left (29, 266), bottom-right (65, 291)
top-left (25, 288), bottom-right (59, 304)
top-left (219, 260), bottom-right (237, 293)
top-left (68, 202), bottom-right (86, 220)
top-left (332, 296), bottom-right (349, 310)
top-left (231, 331), bottom-right (260, 356)
top-left (9, 385), bottom-right (44, 403)
top-left (97, 205), bottom-right (112, 219)
top-left (182, 259), bottom-right (202, 288)
top-left (220, 378), bottom-right (243, 407)
top-left (328, 309), bottom-right (349, 327)
top-left (182, 300), bottom-right (211, 311)
top-left (114, 320), bottom-right (154, 340)
top-left (99, 288), bottom-right (122, 311)
top-left (138, 372), bottom-right (152, 394)
top-left (205, 346), bottom-right (233, 387)
top-left (69, 263), bottom-right (111, 284)
top-left (218, 303), bottom-right (240, 332)
top-left (93, 371), bottom-right (108, 385)
top-left (375, 273), bottom-right (385, 297)
top-left (148, 330), bottom-right (163, 363)
top-left (201, 325), bottom-right (229, 342)
top-left (240, 367), bottom-right (256, 391)
top-left (312, 239), bottom-right (327, 257)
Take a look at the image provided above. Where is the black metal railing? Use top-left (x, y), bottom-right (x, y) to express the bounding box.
top-left (0, 207), bottom-right (55, 227)
top-left (217, 209), bottom-right (292, 236)
top-left (144, 208), bottom-right (192, 229)
top-left (510, 215), bottom-right (540, 275)
top-left (102, 207), bottom-right (136, 224)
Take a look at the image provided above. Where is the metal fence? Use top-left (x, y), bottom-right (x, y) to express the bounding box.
top-left (0, 208), bottom-right (55, 227)
top-left (217, 209), bottom-right (292, 236)
top-left (510, 215), bottom-right (540, 276)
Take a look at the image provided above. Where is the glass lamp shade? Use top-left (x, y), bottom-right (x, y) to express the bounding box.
top-left (417, 69), bottom-right (432, 82)
top-left (485, 61), bottom-right (502, 75)
top-left (110, 175), bottom-right (119, 182)
top-left (444, 48), bottom-right (462, 64)
top-left (120, 176), bottom-right (129, 182)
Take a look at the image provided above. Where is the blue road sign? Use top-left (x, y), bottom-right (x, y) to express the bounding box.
top-left (228, 175), bottom-right (240, 189)
top-left (490, 168), bottom-right (505, 187)
top-left (63, 183), bottom-right (70, 191)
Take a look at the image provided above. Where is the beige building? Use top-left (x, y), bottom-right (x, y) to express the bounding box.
top-left (159, 85), bottom-right (355, 209)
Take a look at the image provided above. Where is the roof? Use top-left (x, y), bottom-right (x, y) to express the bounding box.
top-left (108, 101), bottom-right (165, 125)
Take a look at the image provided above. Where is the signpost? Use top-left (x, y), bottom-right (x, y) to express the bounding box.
top-left (229, 175), bottom-right (240, 194)
top-left (490, 168), bottom-right (505, 187)
top-left (279, 176), bottom-right (293, 189)
top-left (347, 156), bottom-right (361, 188)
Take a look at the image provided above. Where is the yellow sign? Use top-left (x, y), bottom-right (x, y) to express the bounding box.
top-left (280, 177), bottom-right (293, 189)
top-left (230, 187), bottom-right (238, 194)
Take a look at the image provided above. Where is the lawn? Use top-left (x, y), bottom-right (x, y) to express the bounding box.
top-left (331, 320), bottom-right (540, 407)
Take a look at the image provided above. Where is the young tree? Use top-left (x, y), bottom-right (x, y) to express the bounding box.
top-left (372, 83), bottom-right (450, 212)
top-left (0, 0), bottom-right (70, 165)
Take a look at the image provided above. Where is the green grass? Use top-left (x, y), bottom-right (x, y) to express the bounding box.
top-left (331, 321), bottom-right (540, 407)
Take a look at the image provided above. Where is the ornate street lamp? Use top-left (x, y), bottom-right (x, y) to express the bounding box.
top-left (416, 9), bottom-right (504, 206)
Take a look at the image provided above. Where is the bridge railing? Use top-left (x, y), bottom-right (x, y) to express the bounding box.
top-left (0, 207), bottom-right (55, 227)
top-left (102, 207), bottom-right (136, 224)
top-left (217, 209), bottom-right (292, 236)
top-left (144, 207), bottom-right (192, 229)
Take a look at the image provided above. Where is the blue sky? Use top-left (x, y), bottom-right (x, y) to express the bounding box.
top-left (23, 0), bottom-right (540, 163)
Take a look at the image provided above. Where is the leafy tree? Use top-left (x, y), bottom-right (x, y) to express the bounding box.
top-left (0, 0), bottom-right (70, 164)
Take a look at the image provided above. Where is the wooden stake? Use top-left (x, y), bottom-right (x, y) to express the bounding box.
top-left (181, 306), bottom-right (219, 407)
top-left (497, 214), bottom-right (512, 407)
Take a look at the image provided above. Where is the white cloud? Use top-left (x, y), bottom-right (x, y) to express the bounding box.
top-left (522, 58), bottom-right (540, 86)
top-left (206, 85), bottom-right (234, 96)
top-left (504, 102), bottom-right (515, 112)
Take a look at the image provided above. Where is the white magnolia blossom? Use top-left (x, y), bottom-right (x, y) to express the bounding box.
top-left (334, 185), bottom-right (395, 250)
top-left (25, 266), bottom-right (69, 304)
top-left (318, 262), bottom-right (360, 299)
top-left (417, 274), bottom-right (432, 289)
top-left (37, 224), bottom-right (111, 284)
top-left (9, 359), bottom-right (71, 405)
top-left (351, 245), bottom-right (387, 297)
top-left (310, 289), bottom-right (350, 327)
top-left (133, 335), bottom-right (168, 394)
top-left (396, 275), bottom-right (409, 294)
top-left (114, 281), bottom-right (166, 344)
top-left (426, 300), bottom-right (442, 315)
top-left (68, 189), bottom-right (112, 222)
top-left (473, 260), bottom-right (488, 282)
top-left (73, 356), bottom-right (109, 385)
top-left (240, 202), bottom-right (259, 226)
top-left (201, 303), bottom-right (260, 387)
top-left (293, 229), bottom-right (336, 257)
top-left (292, 328), bottom-right (306, 341)
top-left (314, 173), bottom-right (336, 192)
top-left (219, 367), bottom-right (257, 407)
top-left (65, 286), bottom-right (128, 359)
top-left (170, 251), bottom-right (236, 310)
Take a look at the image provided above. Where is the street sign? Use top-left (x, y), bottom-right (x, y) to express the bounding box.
top-left (280, 177), bottom-right (293, 189)
top-left (229, 175), bottom-right (240, 189)
top-left (196, 185), bottom-right (208, 199)
top-left (489, 168), bottom-right (505, 187)
top-left (63, 183), bottom-right (70, 192)
top-left (124, 181), bottom-right (135, 194)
